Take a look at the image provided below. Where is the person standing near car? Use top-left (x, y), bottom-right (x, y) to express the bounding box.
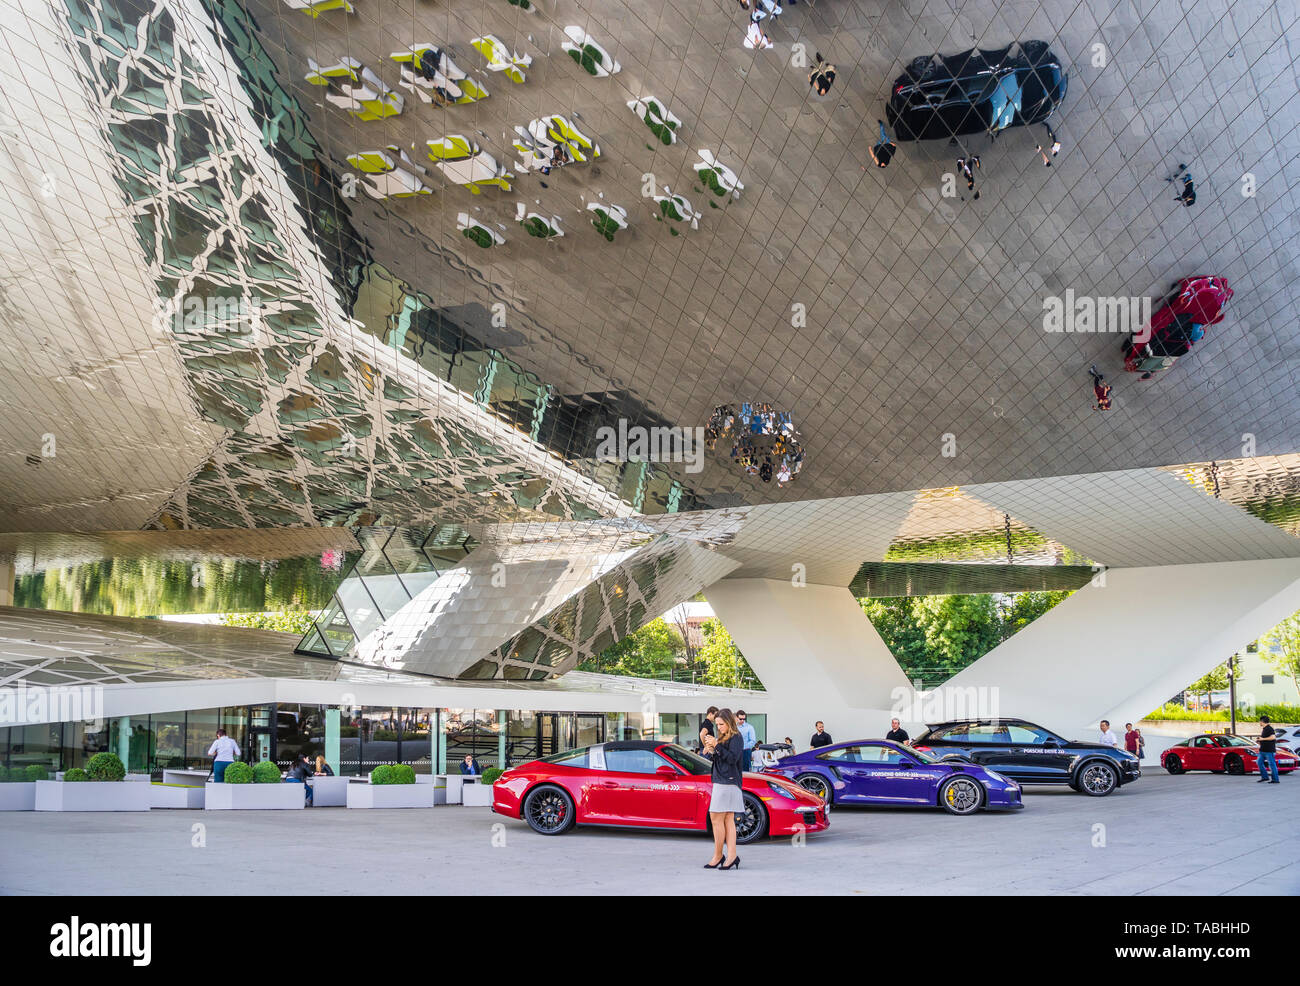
top-left (885, 718), bottom-right (909, 744)
top-left (702, 709), bottom-right (745, 870)
top-left (810, 721), bottom-right (833, 748)
top-left (206, 728), bottom-right (240, 783)
top-left (736, 710), bottom-right (757, 771)
top-left (1124, 722), bottom-right (1139, 755)
top-left (1098, 720), bottom-right (1119, 748)
top-left (1257, 715), bottom-right (1280, 784)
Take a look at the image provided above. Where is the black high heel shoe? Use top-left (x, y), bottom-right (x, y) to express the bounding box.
top-left (720, 856), bottom-right (740, 870)
top-left (703, 859), bottom-right (723, 869)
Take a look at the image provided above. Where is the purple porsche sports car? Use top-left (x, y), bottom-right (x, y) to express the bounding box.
top-left (763, 739), bottom-right (1023, 815)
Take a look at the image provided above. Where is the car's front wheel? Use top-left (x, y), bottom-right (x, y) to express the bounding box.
top-left (522, 784), bottom-right (575, 835)
top-left (736, 791), bottom-right (769, 844)
top-left (1224, 754), bottom-right (1245, 775)
top-left (938, 775), bottom-right (983, 815)
top-left (794, 772), bottom-right (833, 804)
top-left (1164, 755), bottom-right (1185, 774)
top-left (1077, 761), bottom-right (1119, 796)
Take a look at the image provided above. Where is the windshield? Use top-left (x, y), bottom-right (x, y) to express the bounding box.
top-left (658, 744), bottom-right (714, 775)
top-left (1216, 735), bottom-right (1257, 747)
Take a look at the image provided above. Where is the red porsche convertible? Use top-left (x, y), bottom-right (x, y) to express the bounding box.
top-left (492, 741), bottom-right (829, 844)
top-left (1161, 733), bottom-right (1298, 775)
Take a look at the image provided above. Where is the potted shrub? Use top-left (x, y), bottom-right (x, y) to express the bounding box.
top-left (35, 753), bottom-right (151, 811)
top-left (206, 760), bottom-right (303, 810)
top-left (348, 762), bottom-right (433, 809)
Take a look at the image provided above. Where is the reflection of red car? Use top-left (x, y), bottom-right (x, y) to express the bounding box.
top-left (492, 741), bottom-right (828, 844)
top-left (1124, 275), bottom-right (1232, 379)
top-left (1161, 733), bottom-right (1298, 775)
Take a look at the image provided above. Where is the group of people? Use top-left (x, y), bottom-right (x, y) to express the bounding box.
top-left (705, 403), bottom-right (805, 485)
top-left (206, 728), bottom-right (333, 806)
top-left (1097, 719), bottom-right (1146, 759)
top-left (697, 707), bottom-right (754, 869)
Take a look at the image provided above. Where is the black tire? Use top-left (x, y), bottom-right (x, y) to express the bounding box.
top-left (794, 772), bottom-right (833, 804)
top-left (1225, 754), bottom-right (1245, 776)
top-left (1076, 760), bottom-right (1119, 796)
top-left (736, 791), bottom-right (768, 845)
top-left (1164, 755), bottom-right (1185, 774)
top-left (938, 775), bottom-right (984, 815)
top-left (522, 784), bottom-right (575, 835)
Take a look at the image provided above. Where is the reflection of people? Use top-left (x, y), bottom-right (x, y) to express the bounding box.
top-left (1089, 364), bottom-right (1112, 410)
top-left (1165, 163), bottom-right (1195, 206)
top-left (702, 709), bottom-right (744, 869)
top-left (869, 121), bottom-right (896, 168)
top-left (207, 728), bottom-right (240, 783)
top-left (808, 52), bottom-right (835, 95)
top-left (459, 755), bottom-right (482, 776)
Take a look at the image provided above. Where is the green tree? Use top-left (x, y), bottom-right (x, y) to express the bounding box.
top-left (998, 590), bottom-right (1073, 637)
top-left (581, 618), bottom-right (685, 678)
top-left (696, 618), bottom-right (761, 689)
top-left (1187, 662), bottom-right (1230, 709)
top-left (1260, 611), bottom-right (1300, 695)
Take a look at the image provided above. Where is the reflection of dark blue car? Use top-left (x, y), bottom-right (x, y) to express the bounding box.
top-left (886, 41), bottom-right (1067, 141)
top-left (764, 739), bottom-right (1022, 815)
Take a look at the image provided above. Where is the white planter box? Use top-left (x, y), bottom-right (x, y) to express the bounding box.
top-left (35, 780), bottom-right (153, 812)
top-left (0, 783), bottom-right (37, 811)
top-left (204, 782), bottom-right (306, 810)
top-left (347, 783), bottom-right (435, 809)
top-left (306, 775), bottom-right (349, 807)
top-left (151, 784), bottom-right (205, 809)
top-left (461, 782), bottom-right (494, 807)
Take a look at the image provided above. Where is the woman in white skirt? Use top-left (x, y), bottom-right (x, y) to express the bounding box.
top-left (702, 708), bottom-right (745, 870)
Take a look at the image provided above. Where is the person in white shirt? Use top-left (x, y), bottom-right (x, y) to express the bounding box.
top-left (207, 729), bottom-right (240, 782)
top-left (1098, 720), bottom-right (1120, 748)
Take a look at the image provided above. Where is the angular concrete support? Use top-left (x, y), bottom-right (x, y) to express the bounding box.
top-left (705, 579), bottom-right (915, 745)
top-left (936, 558), bottom-right (1300, 734)
top-left (0, 556), bottom-right (13, 608)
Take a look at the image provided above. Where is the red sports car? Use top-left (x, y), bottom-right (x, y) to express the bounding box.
top-left (492, 741), bottom-right (829, 844)
top-left (1161, 733), bottom-right (1298, 775)
top-left (1123, 275), bottom-right (1232, 379)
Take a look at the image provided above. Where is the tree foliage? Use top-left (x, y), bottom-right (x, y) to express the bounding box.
top-left (696, 618), bottom-right (761, 689)
top-left (1261, 611), bottom-right (1300, 694)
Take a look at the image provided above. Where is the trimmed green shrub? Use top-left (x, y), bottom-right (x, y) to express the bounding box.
top-left (0, 766), bottom-right (8, 782)
top-left (390, 764), bottom-right (415, 785)
top-left (223, 762), bottom-right (254, 784)
top-left (85, 752), bottom-right (126, 782)
top-left (481, 767), bottom-right (505, 785)
top-left (24, 765), bottom-right (49, 782)
top-left (370, 764), bottom-right (395, 785)
top-left (252, 761), bottom-right (281, 784)
top-left (64, 768), bottom-right (88, 782)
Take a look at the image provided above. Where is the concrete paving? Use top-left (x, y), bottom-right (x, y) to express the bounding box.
top-left (0, 772), bottom-right (1294, 896)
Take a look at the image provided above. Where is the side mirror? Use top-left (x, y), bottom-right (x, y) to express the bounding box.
top-left (654, 765), bottom-right (677, 778)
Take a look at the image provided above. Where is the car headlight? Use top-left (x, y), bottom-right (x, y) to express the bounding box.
top-left (766, 781), bottom-right (799, 800)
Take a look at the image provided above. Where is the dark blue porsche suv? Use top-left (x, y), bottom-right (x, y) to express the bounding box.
top-left (886, 41), bottom-right (1067, 141)
top-left (913, 719), bottom-right (1140, 796)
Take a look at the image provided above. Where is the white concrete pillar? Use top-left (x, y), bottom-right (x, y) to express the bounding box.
top-left (705, 579), bottom-right (915, 746)
top-left (0, 556), bottom-right (14, 608)
top-left (937, 558), bottom-right (1300, 736)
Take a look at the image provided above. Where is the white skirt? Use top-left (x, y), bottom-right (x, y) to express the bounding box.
top-left (709, 783), bottom-right (745, 813)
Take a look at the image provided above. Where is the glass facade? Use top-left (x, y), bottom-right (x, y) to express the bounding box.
top-left (0, 703), bottom-right (759, 774)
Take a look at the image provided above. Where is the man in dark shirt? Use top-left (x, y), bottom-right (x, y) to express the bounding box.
top-left (699, 707), bottom-right (718, 752)
top-left (809, 721), bottom-right (832, 748)
top-left (885, 718), bottom-right (909, 744)
top-left (1257, 715), bottom-right (1280, 783)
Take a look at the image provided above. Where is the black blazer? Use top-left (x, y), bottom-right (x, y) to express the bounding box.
top-left (710, 734), bottom-right (744, 789)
